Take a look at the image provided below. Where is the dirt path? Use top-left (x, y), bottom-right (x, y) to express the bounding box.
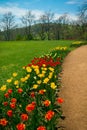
top-left (59, 46), bottom-right (87, 130)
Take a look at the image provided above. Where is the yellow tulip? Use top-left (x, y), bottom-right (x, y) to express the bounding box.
top-left (42, 64), bottom-right (46, 67)
top-left (26, 67), bottom-right (32, 73)
top-left (37, 80), bottom-right (41, 84)
top-left (38, 74), bottom-right (44, 78)
top-left (16, 85), bottom-right (19, 88)
top-left (49, 67), bottom-right (54, 72)
top-left (43, 78), bottom-right (49, 84)
top-left (50, 82), bottom-right (57, 89)
top-left (14, 80), bottom-right (19, 85)
top-left (34, 68), bottom-right (40, 74)
top-left (7, 78), bottom-right (12, 83)
top-left (13, 72), bottom-right (17, 77)
top-left (27, 74), bottom-right (30, 78)
top-left (0, 85), bottom-right (6, 91)
top-left (42, 70), bottom-right (46, 74)
top-left (20, 78), bottom-right (26, 82)
top-left (32, 65), bottom-right (39, 69)
top-left (33, 84), bottom-right (38, 89)
top-left (41, 67), bottom-right (47, 71)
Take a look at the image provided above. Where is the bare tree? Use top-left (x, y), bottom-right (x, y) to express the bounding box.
top-left (43, 11), bottom-right (54, 40)
top-left (21, 11), bottom-right (35, 40)
top-left (77, 1), bottom-right (87, 39)
top-left (55, 13), bottom-right (69, 40)
top-left (1, 12), bottom-right (16, 41)
top-left (79, 1), bottom-right (87, 19)
top-left (55, 17), bottom-right (63, 40)
top-left (38, 14), bottom-right (47, 40)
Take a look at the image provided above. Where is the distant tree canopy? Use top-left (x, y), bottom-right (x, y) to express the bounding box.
top-left (0, 5), bottom-right (87, 41)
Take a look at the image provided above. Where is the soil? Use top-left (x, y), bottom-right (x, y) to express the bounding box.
top-left (59, 45), bottom-right (87, 130)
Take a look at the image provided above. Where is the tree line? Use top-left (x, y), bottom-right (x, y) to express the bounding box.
top-left (0, 2), bottom-right (87, 41)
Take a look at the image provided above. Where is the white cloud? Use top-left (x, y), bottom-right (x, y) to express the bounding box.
top-left (0, 4), bottom-right (44, 19)
top-left (0, 6), bottom-right (26, 17)
top-left (0, 3), bottom-right (78, 23)
top-left (66, 0), bottom-right (82, 5)
top-left (68, 14), bottom-right (78, 21)
top-left (32, 10), bottom-right (44, 19)
top-left (66, 1), bottom-right (77, 4)
top-left (54, 13), bottom-right (62, 19)
top-left (54, 13), bottom-right (77, 21)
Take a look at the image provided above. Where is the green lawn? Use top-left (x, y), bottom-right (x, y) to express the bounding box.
top-left (0, 40), bottom-right (72, 86)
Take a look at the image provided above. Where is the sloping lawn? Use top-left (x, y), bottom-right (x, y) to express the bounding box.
top-left (0, 40), bottom-right (72, 86)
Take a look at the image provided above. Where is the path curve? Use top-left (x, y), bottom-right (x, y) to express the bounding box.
top-left (59, 45), bottom-right (87, 130)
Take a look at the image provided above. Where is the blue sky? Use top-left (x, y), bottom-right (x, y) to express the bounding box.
top-left (0, 0), bottom-right (86, 20)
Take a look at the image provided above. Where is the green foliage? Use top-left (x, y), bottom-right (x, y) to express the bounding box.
top-left (16, 34), bottom-right (23, 41)
top-left (83, 32), bottom-right (87, 40)
top-left (23, 34), bottom-right (34, 40)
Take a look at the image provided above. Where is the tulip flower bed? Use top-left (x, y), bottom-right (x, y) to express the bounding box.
top-left (70, 41), bottom-right (87, 48)
top-left (0, 47), bottom-right (69, 130)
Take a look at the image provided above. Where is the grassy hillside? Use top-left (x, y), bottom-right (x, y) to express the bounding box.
top-left (0, 40), bottom-right (72, 86)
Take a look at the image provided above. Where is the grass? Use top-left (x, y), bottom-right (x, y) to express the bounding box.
top-left (0, 40), bottom-right (72, 87)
